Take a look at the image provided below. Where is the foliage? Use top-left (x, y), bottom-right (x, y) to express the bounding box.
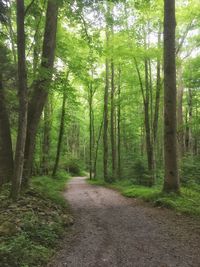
top-left (31, 171), bottom-right (70, 207)
top-left (63, 157), bottom-right (84, 176)
top-left (0, 173), bottom-right (73, 267)
top-left (88, 178), bottom-right (200, 217)
top-left (180, 156), bottom-right (200, 185)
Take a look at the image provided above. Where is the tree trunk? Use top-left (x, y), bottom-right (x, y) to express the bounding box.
top-left (0, 75), bottom-right (13, 186)
top-left (10, 0), bottom-right (28, 200)
top-left (117, 66), bottom-right (121, 179)
top-left (153, 48), bottom-right (162, 143)
top-left (103, 8), bottom-right (110, 182)
top-left (163, 0), bottom-right (179, 193)
top-left (89, 83), bottom-right (94, 180)
top-left (22, 0), bottom-right (58, 186)
top-left (42, 98), bottom-right (51, 174)
top-left (103, 56), bottom-right (109, 182)
top-left (93, 119), bottom-right (103, 179)
top-left (153, 27), bottom-right (162, 177)
top-left (144, 59), bottom-right (154, 186)
top-left (110, 59), bottom-right (116, 180)
top-left (185, 88), bottom-right (193, 154)
top-left (52, 91), bottom-right (67, 177)
top-left (177, 64), bottom-right (184, 158)
top-left (134, 57), bottom-right (154, 185)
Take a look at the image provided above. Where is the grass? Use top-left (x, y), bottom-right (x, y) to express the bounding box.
top-left (88, 178), bottom-right (200, 217)
top-left (31, 170), bottom-right (70, 207)
top-left (0, 171), bottom-right (72, 267)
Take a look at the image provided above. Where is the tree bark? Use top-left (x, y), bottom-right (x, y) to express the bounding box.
top-left (117, 66), bottom-right (121, 179)
top-left (177, 64), bottom-right (184, 158)
top-left (22, 0), bottom-right (58, 186)
top-left (103, 7), bottom-right (110, 182)
top-left (103, 55), bottom-right (109, 182)
top-left (52, 90), bottom-right (67, 177)
top-left (185, 88), bottom-right (193, 154)
top-left (110, 59), bottom-right (116, 180)
top-left (42, 98), bottom-right (51, 174)
top-left (89, 83), bottom-right (94, 180)
top-left (93, 119), bottom-right (103, 179)
top-left (144, 59), bottom-right (154, 186)
top-left (0, 75), bottom-right (13, 186)
top-left (10, 0), bottom-right (28, 200)
top-left (153, 42), bottom-right (162, 143)
top-left (134, 57), bottom-right (154, 185)
top-left (163, 0), bottom-right (179, 193)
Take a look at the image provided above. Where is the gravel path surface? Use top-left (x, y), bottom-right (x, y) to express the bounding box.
top-left (48, 176), bottom-right (200, 267)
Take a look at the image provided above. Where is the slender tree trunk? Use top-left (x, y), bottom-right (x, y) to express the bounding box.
top-left (89, 83), bottom-right (93, 179)
top-left (163, 0), bottom-right (179, 193)
top-left (103, 56), bottom-right (109, 182)
top-left (0, 75), bottom-right (13, 186)
top-left (117, 67), bottom-right (121, 179)
top-left (42, 98), bottom-right (51, 174)
top-left (153, 27), bottom-right (162, 177)
top-left (185, 88), bottom-right (193, 154)
top-left (103, 9), bottom-right (110, 182)
top-left (22, 0), bottom-right (58, 186)
top-left (144, 59), bottom-right (154, 186)
top-left (153, 36), bottom-right (162, 143)
top-left (134, 57), bottom-right (154, 185)
top-left (110, 59), bottom-right (116, 180)
top-left (93, 119), bottom-right (103, 179)
top-left (52, 91), bottom-right (67, 177)
top-left (10, 0), bottom-right (28, 200)
top-left (177, 64), bottom-right (184, 158)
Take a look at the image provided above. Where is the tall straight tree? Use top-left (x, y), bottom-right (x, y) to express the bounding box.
top-left (10, 0), bottom-right (28, 200)
top-left (52, 89), bottom-right (67, 177)
top-left (22, 0), bottom-right (59, 186)
top-left (0, 74), bottom-right (13, 186)
top-left (103, 55), bottom-right (109, 182)
top-left (103, 2), bottom-right (110, 182)
top-left (163, 0), bottom-right (179, 193)
top-left (42, 98), bottom-right (51, 174)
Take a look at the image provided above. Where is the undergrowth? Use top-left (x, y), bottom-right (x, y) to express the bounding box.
top-left (88, 178), bottom-right (200, 217)
top-left (0, 171), bottom-right (72, 267)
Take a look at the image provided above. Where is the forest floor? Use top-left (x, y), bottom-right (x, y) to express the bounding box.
top-left (0, 173), bottom-right (73, 267)
top-left (48, 176), bottom-right (200, 267)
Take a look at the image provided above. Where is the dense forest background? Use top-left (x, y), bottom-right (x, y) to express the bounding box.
top-left (0, 0), bottom-right (200, 198)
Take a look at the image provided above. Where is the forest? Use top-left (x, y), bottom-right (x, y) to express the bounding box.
top-left (0, 0), bottom-right (200, 266)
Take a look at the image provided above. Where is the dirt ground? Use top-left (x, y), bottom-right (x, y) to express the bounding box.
top-left (48, 176), bottom-right (200, 267)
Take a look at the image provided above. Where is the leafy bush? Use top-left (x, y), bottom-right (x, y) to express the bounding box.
top-left (129, 158), bottom-right (151, 186)
top-left (180, 155), bottom-right (200, 185)
top-left (64, 157), bottom-right (83, 176)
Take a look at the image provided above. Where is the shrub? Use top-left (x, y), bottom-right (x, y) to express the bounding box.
top-left (64, 158), bottom-right (83, 176)
top-left (180, 155), bottom-right (200, 185)
top-left (129, 158), bottom-right (150, 186)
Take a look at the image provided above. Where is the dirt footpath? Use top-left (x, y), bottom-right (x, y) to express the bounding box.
top-left (48, 177), bottom-right (200, 267)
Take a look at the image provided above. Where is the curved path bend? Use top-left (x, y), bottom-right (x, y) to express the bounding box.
top-left (48, 176), bottom-right (200, 267)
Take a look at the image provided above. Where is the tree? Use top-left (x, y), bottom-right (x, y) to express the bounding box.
top-left (41, 98), bottom-right (52, 174)
top-left (22, 0), bottom-right (59, 186)
top-left (0, 73), bottom-right (13, 186)
top-left (52, 73), bottom-right (69, 177)
top-left (163, 0), bottom-right (179, 193)
top-left (10, 0), bottom-right (28, 200)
